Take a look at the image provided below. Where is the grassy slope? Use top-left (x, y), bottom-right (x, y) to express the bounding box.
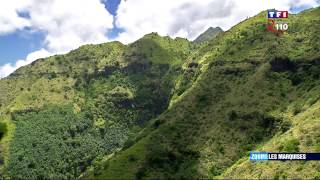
top-left (0, 36), bottom-right (192, 178)
top-left (88, 7), bottom-right (320, 179)
top-left (193, 27), bottom-right (223, 44)
top-left (223, 8), bottom-right (320, 179)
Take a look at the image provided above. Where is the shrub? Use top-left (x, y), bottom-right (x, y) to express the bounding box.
top-left (227, 110), bottom-right (238, 121)
top-left (279, 139), bottom-right (300, 152)
top-left (290, 74), bottom-right (302, 86)
top-left (276, 119), bottom-right (291, 133)
top-left (274, 171), bottom-right (288, 180)
top-left (48, 73), bottom-right (57, 80)
top-left (0, 122), bottom-right (7, 140)
top-left (153, 119), bottom-right (165, 128)
top-left (128, 154), bottom-right (137, 162)
top-left (293, 104), bottom-right (303, 115)
top-left (314, 172), bottom-right (320, 180)
top-left (135, 167), bottom-right (146, 179)
top-left (210, 164), bottom-right (222, 176)
top-left (123, 138), bottom-right (135, 150)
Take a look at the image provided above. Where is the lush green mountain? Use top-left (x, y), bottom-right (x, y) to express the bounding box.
top-left (0, 7), bottom-right (319, 180)
top-left (84, 7), bottom-right (320, 179)
top-left (193, 27), bottom-right (223, 43)
top-left (0, 33), bottom-right (194, 179)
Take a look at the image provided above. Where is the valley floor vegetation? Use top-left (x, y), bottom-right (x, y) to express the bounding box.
top-left (0, 7), bottom-right (319, 179)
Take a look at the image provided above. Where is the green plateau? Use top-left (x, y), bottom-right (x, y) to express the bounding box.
top-left (0, 7), bottom-right (319, 179)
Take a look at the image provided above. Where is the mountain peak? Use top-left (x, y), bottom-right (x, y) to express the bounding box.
top-left (193, 26), bottom-right (223, 43)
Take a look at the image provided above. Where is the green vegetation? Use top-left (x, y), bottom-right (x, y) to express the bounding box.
top-left (0, 123), bottom-right (7, 140)
top-left (85, 7), bottom-right (320, 179)
top-left (0, 32), bottom-right (192, 178)
top-left (8, 105), bottom-right (104, 179)
top-left (0, 7), bottom-right (319, 179)
top-left (193, 27), bottom-right (223, 44)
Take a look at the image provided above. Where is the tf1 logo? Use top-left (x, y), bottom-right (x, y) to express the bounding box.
top-left (267, 10), bottom-right (289, 33)
top-left (268, 10), bottom-right (288, 18)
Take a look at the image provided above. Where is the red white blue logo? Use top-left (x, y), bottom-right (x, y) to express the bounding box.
top-left (268, 10), bottom-right (289, 18)
top-left (267, 9), bottom-right (289, 33)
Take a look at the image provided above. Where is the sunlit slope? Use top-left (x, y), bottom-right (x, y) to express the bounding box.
top-left (87, 7), bottom-right (320, 179)
top-left (193, 27), bottom-right (223, 43)
top-left (224, 101), bottom-right (320, 179)
top-left (0, 35), bottom-right (192, 179)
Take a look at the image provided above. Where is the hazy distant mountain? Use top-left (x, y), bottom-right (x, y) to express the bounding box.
top-left (193, 27), bottom-right (223, 43)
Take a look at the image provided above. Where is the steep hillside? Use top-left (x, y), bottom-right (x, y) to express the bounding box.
top-left (84, 7), bottom-right (320, 179)
top-left (0, 34), bottom-right (193, 179)
top-left (193, 27), bottom-right (223, 43)
top-left (0, 7), bottom-right (319, 180)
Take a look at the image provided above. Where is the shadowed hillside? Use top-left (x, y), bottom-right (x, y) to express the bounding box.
top-left (85, 7), bottom-right (320, 179)
top-left (0, 7), bottom-right (319, 180)
top-left (0, 33), bottom-right (193, 179)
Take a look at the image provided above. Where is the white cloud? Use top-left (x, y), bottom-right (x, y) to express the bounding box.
top-left (115, 0), bottom-right (319, 43)
top-left (0, 0), bottom-right (319, 78)
top-left (0, 0), bottom-right (114, 78)
top-left (0, 64), bottom-right (15, 78)
top-left (0, 1), bottom-right (31, 35)
top-left (26, 0), bottom-right (113, 52)
top-left (0, 49), bottom-right (51, 78)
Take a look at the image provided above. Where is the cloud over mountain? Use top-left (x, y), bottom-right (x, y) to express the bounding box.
top-left (0, 0), bottom-right (319, 78)
top-left (0, 0), bottom-right (113, 78)
top-left (115, 0), bottom-right (319, 43)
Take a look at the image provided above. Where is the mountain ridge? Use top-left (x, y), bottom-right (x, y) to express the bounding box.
top-left (193, 27), bottom-right (223, 43)
top-left (84, 8), bottom-right (320, 179)
top-left (0, 7), bottom-right (319, 179)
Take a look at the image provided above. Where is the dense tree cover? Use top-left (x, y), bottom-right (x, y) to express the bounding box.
top-left (6, 57), bottom-right (183, 179)
top-left (87, 7), bottom-right (320, 180)
top-left (0, 29), bottom-right (192, 179)
top-left (0, 7), bottom-right (319, 180)
top-left (8, 105), bottom-right (105, 179)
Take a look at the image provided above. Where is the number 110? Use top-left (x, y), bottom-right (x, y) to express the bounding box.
top-left (275, 23), bottom-right (288, 31)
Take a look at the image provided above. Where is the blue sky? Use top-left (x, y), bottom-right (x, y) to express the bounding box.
top-left (0, 0), bottom-right (121, 66)
top-left (105, 0), bottom-right (124, 40)
top-left (0, 30), bottom-right (45, 66)
top-left (0, 0), bottom-right (319, 78)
